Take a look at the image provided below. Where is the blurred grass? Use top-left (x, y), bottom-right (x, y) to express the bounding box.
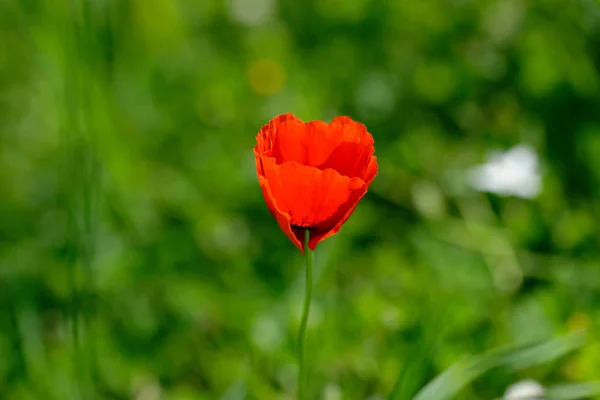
top-left (1, 0), bottom-right (600, 399)
top-left (413, 330), bottom-right (587, 400)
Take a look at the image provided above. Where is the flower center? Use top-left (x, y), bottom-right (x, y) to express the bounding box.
top-left (289, 212), bottom-right (314, 229)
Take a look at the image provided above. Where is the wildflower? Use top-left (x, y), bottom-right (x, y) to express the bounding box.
top-left (254, 113), bottom-right (378, 252)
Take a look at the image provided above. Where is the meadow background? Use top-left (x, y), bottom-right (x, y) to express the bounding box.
top-left (1, 0), bottom-right (600, 399)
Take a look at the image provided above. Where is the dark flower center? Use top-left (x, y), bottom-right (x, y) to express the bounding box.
top-left (289, 213), bottom-right (314, 229)
top-left (292, 224), bottom-right (315, 229)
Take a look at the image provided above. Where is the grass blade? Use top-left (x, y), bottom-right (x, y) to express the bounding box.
top-left (546, 382), bottom-right (600, 400)
top-left (412, 331), bottom-right (586, 400)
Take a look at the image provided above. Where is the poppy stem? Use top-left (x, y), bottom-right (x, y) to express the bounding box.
top-left (298, 230), bottom-right (313, 400)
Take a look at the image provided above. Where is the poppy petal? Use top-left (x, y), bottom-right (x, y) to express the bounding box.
top-left (303, 121), bottom-right (346, 166)
top-left (316, 118), bottom-right (375, 178)
top-left (270, 120), bottom-right (347, 167)
top-left (308, 178), bottom-right (367, 250)
top-left (254, 113), bottom-right (301, 158)
top-left (317, 139), bottom-right (374, 179)
top-left (330, 115), bottom-right (363, 127)
top-left (260, 156), bottom-right (366, 232)
top-left (362, 156), bottom-right (379, 186)
top-left (270, 118), bottom-right (308, 164)
top-left (257, 174), bottom-right (304, 252)
top-left (255, 113), bottom-right (302, 175)
top-left (330, 116), bottom-right (372, 141)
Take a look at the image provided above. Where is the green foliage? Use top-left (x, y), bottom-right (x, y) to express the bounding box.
top-left (1, 0), bottom-right (600, 399)
top-left (412, 331), bottom-right (587, 400)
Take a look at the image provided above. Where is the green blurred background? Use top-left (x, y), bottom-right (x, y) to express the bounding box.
top-left (2, 0), bottom-right (600, 399)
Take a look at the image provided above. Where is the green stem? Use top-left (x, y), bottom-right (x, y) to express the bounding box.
top-left (298, 230), bottom-right (313, 400)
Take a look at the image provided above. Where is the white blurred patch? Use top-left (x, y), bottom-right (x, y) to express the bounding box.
top-left (228, 0), bottom-right (276, 26)
top-left (504, 379), bottom-right (545, 400)
top-left (468, 145), bottom-right (541, 199)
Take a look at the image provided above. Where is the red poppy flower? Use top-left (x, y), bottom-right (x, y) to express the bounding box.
top-left (254, 113), bottom-right (378, 252)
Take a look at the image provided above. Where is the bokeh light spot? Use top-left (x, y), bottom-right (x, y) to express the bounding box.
top-left (248, 59), bottom-right (286, 95)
